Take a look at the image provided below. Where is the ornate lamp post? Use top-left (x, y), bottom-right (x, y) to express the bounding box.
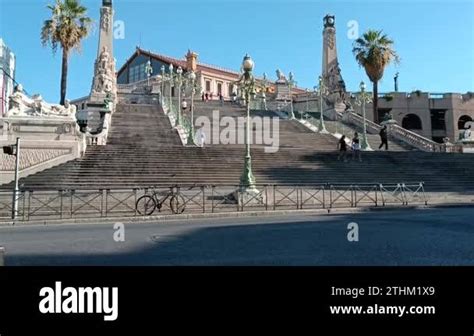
top-left (168, 63), bottom-right (174, 117)
top-left (287, 72), bottom-right (296, 119)
top-left (260, 72), bottom-right (269, 111)
top-left (317, 76), bottom-right (329, 134)
top-left (145, 60), bottom-right (153, 87)
top-left (160, 65), bottom-right (166, 106)
top-left (237, 54), bottom-right (257, 191)
top-left (355, 81), bottom-right (373, 151)
top-left (186, 71), bottom-right (199, 146)
top-left (305, 88), bottom-right (310, 116)
top-left (176, 66), bottom-right (183, 126)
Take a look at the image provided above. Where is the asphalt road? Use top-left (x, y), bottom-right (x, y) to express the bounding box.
top-left (0, 207), bottom-right (473, 265)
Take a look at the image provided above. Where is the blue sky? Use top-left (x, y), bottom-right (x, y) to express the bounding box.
top-left (1, 0), bottom-right (473, 103)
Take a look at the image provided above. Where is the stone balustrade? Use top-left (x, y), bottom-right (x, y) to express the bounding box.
top-left (344, 110), bottom-right (446, 152)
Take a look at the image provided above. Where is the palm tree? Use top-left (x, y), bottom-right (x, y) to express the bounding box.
top-left (41, 0), bottom-right (92, 105)
top-left (353, 30), bottom-right (399, 123)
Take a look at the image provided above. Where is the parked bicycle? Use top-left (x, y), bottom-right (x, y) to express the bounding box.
top-left (135, 185), bottom-right (186, 215)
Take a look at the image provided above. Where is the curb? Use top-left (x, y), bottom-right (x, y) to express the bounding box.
top-left (0, 202), bottom-right (473, 228)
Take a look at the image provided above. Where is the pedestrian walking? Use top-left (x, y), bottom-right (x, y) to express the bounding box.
top-left (352, 132), bottom-right (362, 162)
top-left (338, 135), bottom-right (348, 162)
top-left (379, 125), bottom-right (388, 150)
top-left (196, 128), bottom-right (206, 148)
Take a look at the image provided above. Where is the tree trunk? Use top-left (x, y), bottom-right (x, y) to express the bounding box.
top-left (60, 48), bottom-right (69, 105)
top-left (373, 80), bottom-right (379, 124)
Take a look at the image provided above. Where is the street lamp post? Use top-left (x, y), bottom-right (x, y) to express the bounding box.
top-left (237, 54), bottom-right (257, 191)
top-left (305, 88), bottom-right (310, 116)
top-left (168, 63), bottom-right (174, 120)
top-left (356, 81), bottom-right (373, 151)
top-left (160, 65), bottom-right (166, 106)
top-left (176, 66), bottom-right (183, 127)
top-left (287, 72), bottom-right (296, 119)
top-left (187, 71), bottom-right (198, 146)
top-left (260, 72), bottom-right (268, 111)
top-left (145, 59), bottom-right (153, 87)
top-left (317, 76), bottom-right (329, 134)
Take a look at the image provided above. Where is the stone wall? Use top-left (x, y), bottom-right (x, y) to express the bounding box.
top-left (0, 117), bottom-right (85, 185)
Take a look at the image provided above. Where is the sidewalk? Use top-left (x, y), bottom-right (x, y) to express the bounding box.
top-left (1, 201), bottom-right (473, 228)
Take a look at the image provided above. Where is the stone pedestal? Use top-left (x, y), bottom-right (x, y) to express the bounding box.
top-left (275, 79), bottom-right (290, 101)
top-left (0, 116), bottom-right (86, 185)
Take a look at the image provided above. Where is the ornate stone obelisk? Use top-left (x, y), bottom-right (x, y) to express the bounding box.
top-left (321, 15), bottom-right (350, 116)
top-left (87, 0), bottom-right (116, 135)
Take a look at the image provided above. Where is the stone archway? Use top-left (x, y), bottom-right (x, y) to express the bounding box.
top-left (402, 114), bottom-right (423, 130)
top-left (458, 115), bottom-right (473, 130)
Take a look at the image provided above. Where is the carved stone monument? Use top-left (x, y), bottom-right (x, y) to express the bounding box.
top-left (86, 0), bottom-right (117, 135)
top-left (321, 15), bottom-right (350, 116)
top-left (1, 84), bottom-right (86, 185)
top-left (6, 85), bottom-right (77, 119)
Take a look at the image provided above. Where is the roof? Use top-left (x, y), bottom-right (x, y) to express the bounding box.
top-left (116, 47), bottom-right (307, 92)
top-left (117, 47), bottom-right (240, 79)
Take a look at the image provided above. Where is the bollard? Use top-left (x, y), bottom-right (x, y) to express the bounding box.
top-left (0, 246), bottom-right (5, 266)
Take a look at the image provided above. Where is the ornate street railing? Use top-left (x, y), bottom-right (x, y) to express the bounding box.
top-left (0, 183), bottom-right (427, 222)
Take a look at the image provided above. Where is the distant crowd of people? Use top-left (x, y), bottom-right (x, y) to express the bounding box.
top-left (201, 92), bottom-right (225, 104)
top-left (337, 126), bottom-right (389, 162)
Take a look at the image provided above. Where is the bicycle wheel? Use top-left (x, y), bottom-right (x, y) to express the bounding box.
top-left (136, 195), bottom-right (157, 216)
top-left (170, 194), bottom-right (186, 214)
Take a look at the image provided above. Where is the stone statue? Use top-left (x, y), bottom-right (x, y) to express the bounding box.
top-left (275, 69), bottom-right (287, 82)
top-left (92, 47), bottom-right (116, 94)
top-left (6, 84), bottom-right (76, 118)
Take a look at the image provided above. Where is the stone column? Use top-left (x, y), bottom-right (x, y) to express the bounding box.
top-left (87, 0), bottom-right (116, 134)
top-left (321, 15), bottom-right (348, 119)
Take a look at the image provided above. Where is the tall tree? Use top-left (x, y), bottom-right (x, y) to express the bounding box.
top-left (41, 0), bottom-right (92, 105)
top-left (353, 30), bottom-right (399, 123)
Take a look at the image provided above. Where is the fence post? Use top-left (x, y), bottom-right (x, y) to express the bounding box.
top-left (374, 184), bottom-right (378, 207)
top-left (0, 246), bottom-right (4, 266)
top-left (273, 185), bottom-right (276, 211)
top-left (380, 184), bottom-right (385, 206)
top-left (21, 190), bottom-right (26, 221)
top-left (134, 188), bottom-right (138, 216)
top-left (352, 185), bottom-right (356, 207)
top-left (202, 186), bottom-right (206, 213)
top-left (265, 185), bottom-right (268, 211)
top-left (421, 182), bottom-right (427, 205)
top-left (59, 190), bottom-right (64, 220)
top-left (401, 183), bottom-right (407, 205)
top-left (26, 190), bottom-right (32, 221)
top-left (103, 189), bottom-right (107, 217)
top-left (322, 185), bottom-right (326, 209)
top-left (329, 185), bottom-right (333, 209)
top-left (211, 186), bottom-right (215, 213)
top-left (70, 190), bottom-right (74, 218)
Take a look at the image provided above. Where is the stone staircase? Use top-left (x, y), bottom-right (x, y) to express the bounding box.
top-left (191, 101), bottom-right (336, 150)
top-left (1, 100), bottom-right (474, 195)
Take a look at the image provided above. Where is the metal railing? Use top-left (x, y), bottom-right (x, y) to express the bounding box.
top-left (0, 183), bottom-right (427, 222)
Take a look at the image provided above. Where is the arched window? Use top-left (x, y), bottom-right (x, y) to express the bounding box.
top-left (458, 115), bottom-right (473, 130)
top-left (402, 114), bottom-right (422, 130)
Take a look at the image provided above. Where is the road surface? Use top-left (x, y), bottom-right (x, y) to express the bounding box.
top-left (0, 207), bottom-right (473, 265)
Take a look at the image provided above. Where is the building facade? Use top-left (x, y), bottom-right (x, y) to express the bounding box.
top-left (0, 38), bottom-right (16, 118)
top-left (115, 47), bottom-right (305, 101)
top-left (350, 91), bottom-right (474, 143)
top-left (117, 48), bottom-right (242, 100)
